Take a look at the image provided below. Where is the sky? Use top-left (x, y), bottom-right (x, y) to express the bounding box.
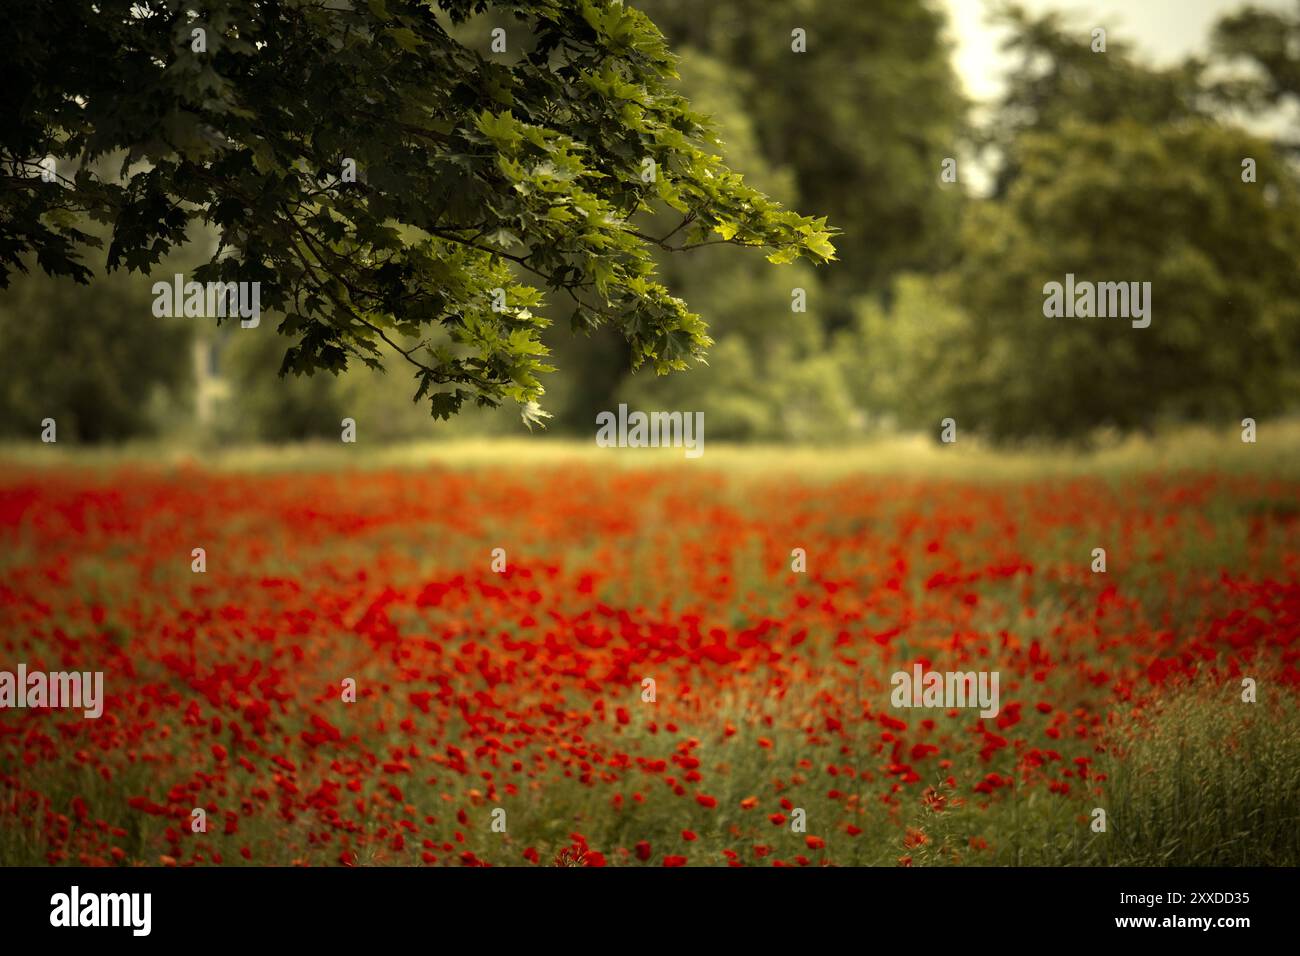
top-left (941, 0), bottom-right (1297, 102)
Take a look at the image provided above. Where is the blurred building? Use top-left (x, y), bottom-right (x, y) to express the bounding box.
top-left (192, 334), bottom-right (231, 426)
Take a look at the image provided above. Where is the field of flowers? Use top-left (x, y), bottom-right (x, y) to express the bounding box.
top-left (2, 441), bottom-right (1298, 867)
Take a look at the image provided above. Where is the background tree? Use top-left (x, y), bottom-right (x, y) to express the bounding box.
top-left (855, 6), bottom-right (1300, 442)
top-left (640, 0), bottom-right (967, 319)
top-left (1211, 1), bottom-right (1300, 152)
top-left (552, 0), bottom-right (967, 438)
top-left (611, 50), bottom-right (855, 441)
top-left (979, 2), bottom-right (1206, 196)
top-left (0, 250), bottom-right (192, 442)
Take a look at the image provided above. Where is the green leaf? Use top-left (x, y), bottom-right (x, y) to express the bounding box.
top-left (385, 27), bottom-right (422, 52)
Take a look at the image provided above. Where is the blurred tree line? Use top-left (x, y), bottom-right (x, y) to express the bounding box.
top-left (4, 0), bottom-right (1299, 444)
top-left (850, 2), bottom-right (1300, 442)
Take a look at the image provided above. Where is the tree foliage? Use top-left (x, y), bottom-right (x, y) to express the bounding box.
top-left (1212, 1), bottom-right (1300, 152)
top-left (956, 121), bottom-right (1299, 440)
top-left (857, 2), bottom-right (1300, 444)
top-left (0, 259), bottom-right (191, 442)
top-left (3, 0), bottom-right (834, 424)
top-left (981, 2), bottom-right (1206, 197)
top-left (640, 0), bottom-right (966, 306)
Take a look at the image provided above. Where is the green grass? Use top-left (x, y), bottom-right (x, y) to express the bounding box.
top-left (3, 417), bottom-right (1300, 480)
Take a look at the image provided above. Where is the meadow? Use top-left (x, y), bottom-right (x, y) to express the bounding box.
top-left (2, 427), bottom-right (1298, 867)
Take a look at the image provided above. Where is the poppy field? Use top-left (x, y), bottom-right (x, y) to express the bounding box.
top-left (2, 442), bottom-right (1298, 867)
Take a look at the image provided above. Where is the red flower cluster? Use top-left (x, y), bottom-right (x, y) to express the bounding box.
top-left (0, 464), bottom-right (1296, 866)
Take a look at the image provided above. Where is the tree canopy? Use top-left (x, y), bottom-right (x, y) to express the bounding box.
top-left (3, 0), bottom-right (835, 424)
top-left (852, 4), bottom-right (1300, 442)
top-left (8, 1), bottom-right (1300, 446)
